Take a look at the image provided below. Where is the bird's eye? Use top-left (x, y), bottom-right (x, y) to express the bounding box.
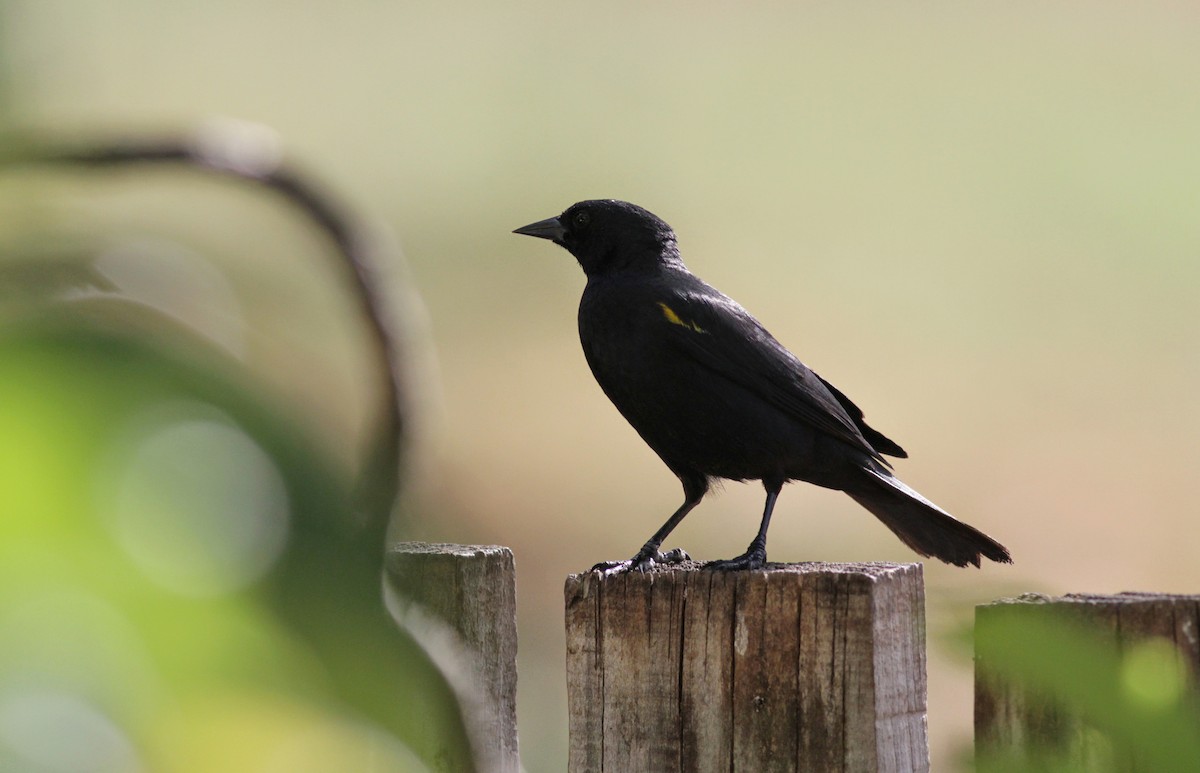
top-left (573, 211), bottom-right (591, 229)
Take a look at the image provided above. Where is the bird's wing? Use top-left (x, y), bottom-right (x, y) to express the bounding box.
top-left (653, 287), bottom-right (893, 465)
top-left (813, 374), bottom-right (907, 458)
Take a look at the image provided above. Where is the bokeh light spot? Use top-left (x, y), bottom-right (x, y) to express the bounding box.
top-left (99, 402), bottom-right (290, 597)
top-left (0, 688), bottom-right (142, 773)
top-left (1120, 637), bottom-right (1187, 711)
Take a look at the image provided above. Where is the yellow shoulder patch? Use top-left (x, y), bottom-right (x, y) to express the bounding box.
top-left (657, 302), bottom-right (706, 333)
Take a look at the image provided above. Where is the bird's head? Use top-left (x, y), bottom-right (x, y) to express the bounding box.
top-left (513, 199), bottom-right (680, 276)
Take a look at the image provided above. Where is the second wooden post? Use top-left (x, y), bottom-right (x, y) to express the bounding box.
top-left (565, 562), bottom-right (928, 773)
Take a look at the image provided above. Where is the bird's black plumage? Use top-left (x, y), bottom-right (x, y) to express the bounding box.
top-left (514, 199), bottom-right (1011, 571)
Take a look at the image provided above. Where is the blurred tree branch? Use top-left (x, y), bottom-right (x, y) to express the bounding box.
top-left (0, 123), bottom-right (480, 771)
top-left (5, 120), bottom-right (407, 541)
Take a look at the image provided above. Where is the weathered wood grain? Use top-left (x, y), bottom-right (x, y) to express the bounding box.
top-left (388, 542), bottom-right (520, 773)
top-left (565, 562), bottom-right (928, 773)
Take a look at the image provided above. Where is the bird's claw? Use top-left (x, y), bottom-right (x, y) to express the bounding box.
top-left (706, 548), bottom-right (767, 571)
top-left (657, 547), bottom-right (690, 564)
top-left (591, 547), bottom-right (690, 576)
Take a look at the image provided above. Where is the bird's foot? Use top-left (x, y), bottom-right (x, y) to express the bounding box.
top-left (707, 544), bottom-right (767, 571)
top-left (591, 546), bottom-right (690, 576)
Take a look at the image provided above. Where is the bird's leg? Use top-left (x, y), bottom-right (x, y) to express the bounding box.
top-left (592, 475), bottom-right (706, 575)
top-left (709, 479), bottom-right (782, 571)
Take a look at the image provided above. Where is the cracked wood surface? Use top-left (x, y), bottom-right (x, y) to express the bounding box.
top-left (565, 562), bottom-right (928, 773)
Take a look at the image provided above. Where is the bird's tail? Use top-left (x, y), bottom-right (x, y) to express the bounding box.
top-left (846, 468), bottom-right (1011, 567)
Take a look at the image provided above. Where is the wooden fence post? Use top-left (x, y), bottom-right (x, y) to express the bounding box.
top-left (564, 562), bottom-right (928, 773)
top-left (975, 592), bottom-right (1200, 772)
top-left (387, 542), bottom-right (520, 773)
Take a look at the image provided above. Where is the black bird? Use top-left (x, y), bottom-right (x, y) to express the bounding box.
top-left (514, 199), bottom-right (1011, 572)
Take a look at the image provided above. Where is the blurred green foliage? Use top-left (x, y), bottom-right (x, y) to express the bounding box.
top-left (975, 603), bottom-right (1200, 772)
top-left (0, 145), bottom-right (471, 770)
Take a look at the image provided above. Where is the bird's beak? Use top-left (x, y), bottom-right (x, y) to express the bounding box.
top-left (513, 216), bottom-right (566, 242)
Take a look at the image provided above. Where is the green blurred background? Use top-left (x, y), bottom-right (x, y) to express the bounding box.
top-left (2, 2), bottom-right (1198, 770)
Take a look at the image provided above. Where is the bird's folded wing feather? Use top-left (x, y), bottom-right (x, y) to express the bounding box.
top-left (813, 374), bottom-right (907, 458)
top-left (658, 290), bottom-right (892, 465)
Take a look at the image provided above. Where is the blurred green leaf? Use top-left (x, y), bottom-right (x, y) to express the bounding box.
top-left (0, 239), bottom-right (468, 769)
top-left (976, 603), bottom-right (1200, 773)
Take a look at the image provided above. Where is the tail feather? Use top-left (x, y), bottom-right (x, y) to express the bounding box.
top-left (847, 468), bottom-right (1011, 568)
